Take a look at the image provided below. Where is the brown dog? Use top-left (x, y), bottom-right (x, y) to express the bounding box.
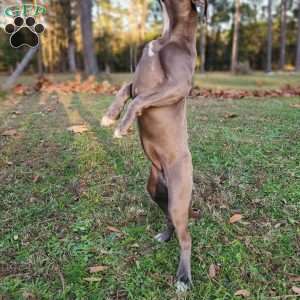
top-left (101, 0), bottom-right (207, 289)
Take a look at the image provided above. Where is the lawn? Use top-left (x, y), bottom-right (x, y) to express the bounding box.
top-left (0, 74), bottom-right (299, 299)
top-left (1, 71), bottom-right (300, 90)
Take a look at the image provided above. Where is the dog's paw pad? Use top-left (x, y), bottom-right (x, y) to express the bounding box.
top-left (101, 116), bottom-right (116, 127)
top-left (4, 16), bottom-right (44, 48)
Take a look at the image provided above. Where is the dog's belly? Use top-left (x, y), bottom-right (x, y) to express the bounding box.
top-left (138, 100), bottom-right (189, 168)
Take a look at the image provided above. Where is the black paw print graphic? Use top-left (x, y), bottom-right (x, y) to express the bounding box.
top-left (4, 16), bottom-right (45, 48)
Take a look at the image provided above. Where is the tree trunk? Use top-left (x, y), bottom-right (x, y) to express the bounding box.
top-left (68, 41), bottom-right (77, 73)
top-left (231, 0), bottom-right (241, 73)
top-left (67, 0), bottom-right (77, 73)
top-left (279, 0), bottom-right (287, 70)
top-left (37, 46), bottom-right (44, 75)
top-left (296, 0), bottom-right (300, 72)
top-left (130, 45), bottom-right (134, 73)
top-left (200, 23), bottom-right (207, 74)
top-left (1, 47), bottom-right (38, 90)
top-left (79, 0), bottom-right (98, 75)
top-left (266, 0), bottom-right (273, 73)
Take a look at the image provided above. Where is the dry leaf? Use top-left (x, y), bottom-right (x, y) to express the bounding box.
top-left (22, 292), bottom-right (37, 300)
top-left (107, 226), bottom-right (121, 233)
top-left (89, 265), bottom-right (108, 273)
top-left (208, 264), bottom-right (217, 279)
top-left (224, 112), bottom-right (238, 119)
top-left (234, 289), bottom-right (250, 297)
top-left (32, 175), bottom-right (40, 183)
top-left (229, 214), bottom-right (243, 224)
top-left (289, 276), bottom-right (300, 282)
top-left (67, 125), bottom-right (89, 134)
top-left (1, 129), bottom-right (17, 136)
top-left (12, 111), bottom-right (22, 115)
top-left (34, 76), bottom-right (118, 95)
top-left (84, 277), bottom-right (102, 282)
top-left (292, 286), bottom-right (300, 294)
top-left (290, 104), bottom-right (300, 109)
top-left (190, 85), bottom-right (300, 100)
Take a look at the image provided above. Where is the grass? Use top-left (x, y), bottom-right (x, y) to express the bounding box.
top-left (0, 74), bottom-right (300, 299)
top-left (1, 71), bottom-right (300, 90)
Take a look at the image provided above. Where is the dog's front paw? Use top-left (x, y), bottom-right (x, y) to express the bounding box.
top-left (101, 115), bottom-right (116, 127)
top-left (113, 128), bottom-right (124, 139)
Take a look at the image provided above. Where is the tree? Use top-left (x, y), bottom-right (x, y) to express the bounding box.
top-left (296, 0), bottom-right (300, 71)
top-left (199, 23), bottom-right (207, 73)
top-left (231, 0), bottom-right (241, 72)
top-left (63, 0), bottom-right (77, 73)
top-left (266, 0), bottom-right (273, 73)
top-left (279, 0), bottom-right (288, 70)
top-left (79, 0), bottom-right (98, 75)
top-left (1, 47), bottom-right (38, 90)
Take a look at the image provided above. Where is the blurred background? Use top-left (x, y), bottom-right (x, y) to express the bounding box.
top-left (0, 0), bottom-right (299, 78)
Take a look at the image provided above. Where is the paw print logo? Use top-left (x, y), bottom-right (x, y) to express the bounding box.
top-left (4, 16), bottom-right (45, 48)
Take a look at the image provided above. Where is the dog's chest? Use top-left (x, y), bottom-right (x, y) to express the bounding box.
top-left (132, 40), bottom-right (165, 95)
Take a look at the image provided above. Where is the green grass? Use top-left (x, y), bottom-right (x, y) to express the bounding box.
top-left (0, 76), bottom-right (300, 299)
top-left (1, 71), bottom-right (300, 90)
top-left (106, 72), bottom-right (300, 90)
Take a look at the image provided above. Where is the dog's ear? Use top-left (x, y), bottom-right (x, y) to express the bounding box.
top-left (192, 0), bottom-right (208, 19)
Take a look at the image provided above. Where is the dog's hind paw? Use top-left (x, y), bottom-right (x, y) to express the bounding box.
top-left (101, 116), bottom-right (116, 127)
top-left (154, 230), bottom-right (173, 243)
top-left (175, 281), bottom-right (189, 293)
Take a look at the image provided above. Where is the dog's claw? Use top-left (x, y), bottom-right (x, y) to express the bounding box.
top-left (101, 116), bottom-right (116, 127)
top-left (113, 128), bottom-right (123, 139)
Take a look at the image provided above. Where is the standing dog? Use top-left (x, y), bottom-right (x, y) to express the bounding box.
top-left (101, 0), bottom-right (208, 288)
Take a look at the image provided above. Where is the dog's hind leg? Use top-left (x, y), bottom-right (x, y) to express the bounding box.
top-left (101, 82), bottom-right (132, 127)
top-left (147, 165), bottom-right (174, 242)
top-left (166, 152), bottom-right (193, 288)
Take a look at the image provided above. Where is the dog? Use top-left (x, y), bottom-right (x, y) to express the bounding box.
top-left (101, 0), bottom-right (208, 289)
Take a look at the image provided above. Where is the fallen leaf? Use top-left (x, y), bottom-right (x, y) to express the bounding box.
top-left (22, 291), bottom-right (36, 300)
top-left (89, 265), bottom-right (108, 273)
top-left (32, 175), bottom-right (40, 183)
top-left (274, 223), bottom-right (282, 229)
top-left (290, 104), bottom-right (300, 109)
top-left (229, 214), bottom-right (243, 224)
top-left (208, 264), bottom-right (217, 279)
top-left (1, 129), bottom-right (17, 136)
top-left (84, 277), bottom-right (102, 282)
top-left (34, 76), bottom-right (118, 95)
top-left (12, 111), bottom-right (22, 115)
top-left (292, 286), bottom-right (300, 294)
top-left (234, 289), bottom-right (250, 297)
top-left (289, 276), bottom-right (300, 282)
top-left (224, 112), bottom-right (238, 119)
top-left (107, 226), bottom-right (121, 233)
top-left (67, 125), bottom-right (89, 134)
top-left (14, 84), bottom-right (29, 96)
